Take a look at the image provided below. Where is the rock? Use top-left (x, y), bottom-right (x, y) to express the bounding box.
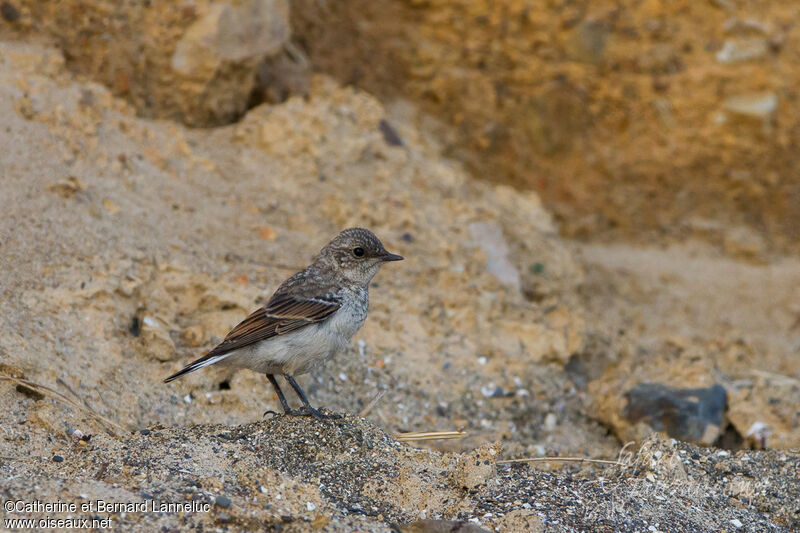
top-left (0, 1), bottom-right (20, 23)
top-left (16, 0), bottom-right (290, 126)
top-left (379, 118), bottom-right (404, 146)
top-left (724, 92), bottom-right (777, 118)
top-left (172, 1), bottom-right (288, 78)
top-left (716, 38), bottom-right (769, 63)
top-left (589, 350), bottom-right (727, 445)
top-left (214, 495), bottom-right (231, 509)
top-left (624, 383), bottom-right (727, 445)
top-left (167, 0), bottom-right (291, 124)
top-left (543, 412), bottom-right (558, 431)
top-left (743, 421), bottom-right (770, 449)
top-left (15, 383), bottom-right (44, 401)
top-left (180, 325), bottom-right (206, 348)
top-left (140, 315), bottom-right (177, 362)
top-left (468, 222), bottom-right (520, 289)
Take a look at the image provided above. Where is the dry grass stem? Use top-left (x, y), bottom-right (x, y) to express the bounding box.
top-left (750, 369), bottom-right (800, 386)
top-left (0, 375), bottom-right (126, 436)
top-left (57, 377), bottom-right (93, 409)
top-left (358, 390), bottom-right (386, 417)
top-left (394, 430), bottom-right (466, 442)
top-left (497, 456), bottom-right (626, 466)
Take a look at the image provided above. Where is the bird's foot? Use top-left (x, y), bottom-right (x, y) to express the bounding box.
top-left (263, 407), bottom-right (341, 421)
top-left (301, 406), bottom-right (342, 421)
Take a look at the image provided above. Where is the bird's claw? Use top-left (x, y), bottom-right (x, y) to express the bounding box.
top-left (263, 406), bottom-right (342, 422)
top-left (304, 407), bottom-right (342, 421)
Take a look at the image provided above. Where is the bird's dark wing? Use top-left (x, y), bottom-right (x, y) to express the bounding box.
top-left (163, 293), bottom-right (340, 382)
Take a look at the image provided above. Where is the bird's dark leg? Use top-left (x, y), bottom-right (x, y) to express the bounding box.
top-left (284, 374), bottom-right (341, 420)
top-left (264, 374), bottom-right (293, 417)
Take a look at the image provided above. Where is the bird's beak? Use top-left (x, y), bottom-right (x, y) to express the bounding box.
top-left (381, 252), bottom-right (404, 262)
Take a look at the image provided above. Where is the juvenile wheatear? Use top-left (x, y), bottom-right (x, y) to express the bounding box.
top-left (164, 228), bottom-right (403, 420)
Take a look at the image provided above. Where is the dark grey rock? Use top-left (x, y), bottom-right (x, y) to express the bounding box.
top-left (624, 383), bottom-right (727, 444)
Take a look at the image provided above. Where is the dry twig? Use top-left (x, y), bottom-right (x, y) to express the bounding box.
top-left (395, 430), bottom-right (466, 442)
top-left (750, 369), bottom-right (800, 386)
top-left (0, 375), bottom-right (126, 436)
top-left (358, 390), bottom-right (386, 417)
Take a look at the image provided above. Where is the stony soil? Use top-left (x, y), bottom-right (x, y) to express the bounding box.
top-left (2, 416), bottom-right (799, 532)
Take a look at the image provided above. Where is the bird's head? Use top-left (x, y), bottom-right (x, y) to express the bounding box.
top-left (315, 228), bottom-right (403, 285)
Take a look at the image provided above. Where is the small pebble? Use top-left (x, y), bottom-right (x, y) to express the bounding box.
top-left (378, 119), bottom-right (403, 146)
top-left (53, 455), bottom-right (64, 463)
top-left (140, 429), bottom-right (151, 436)
top-left (730, 518), bottom-right (743, 528)
top-left (1, 2), bottom-right (21, 23)
top-left (306, 502), bottom-right (317, 511)
top-left (215, 495), bottom-right (231, 509)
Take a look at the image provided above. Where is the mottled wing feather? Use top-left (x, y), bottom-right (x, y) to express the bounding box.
top-left (198, 294), bottom-right (341, 360)
top-left (163, 264), bottom-right (345, 383)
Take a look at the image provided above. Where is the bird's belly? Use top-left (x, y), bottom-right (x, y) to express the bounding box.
top-left (224, 315), bottom-right (363, 376)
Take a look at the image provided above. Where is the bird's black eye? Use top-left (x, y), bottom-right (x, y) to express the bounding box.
top-left (353, 247), bottom-right (365, 257)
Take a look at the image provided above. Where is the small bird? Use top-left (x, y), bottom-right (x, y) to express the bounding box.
top-left (164, 228), bottom-right (403, 420)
